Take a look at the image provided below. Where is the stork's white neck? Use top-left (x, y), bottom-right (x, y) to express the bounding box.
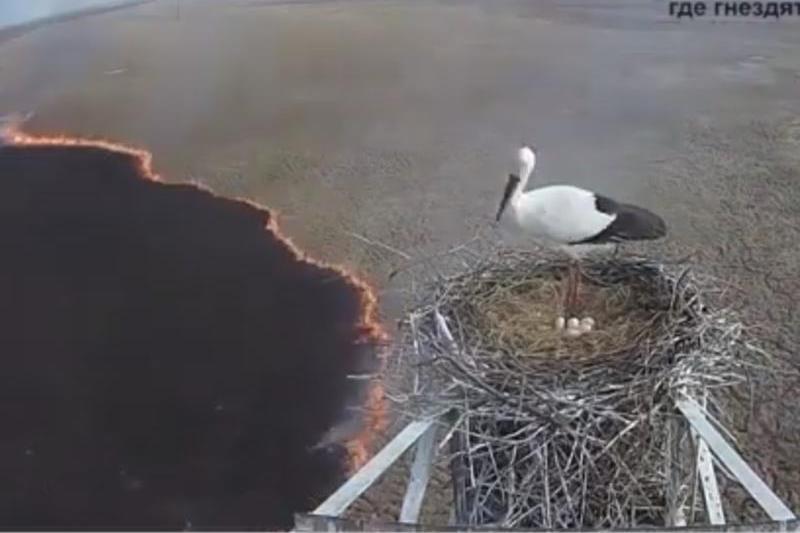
top-left (514, 146), bottom-right (536, 203)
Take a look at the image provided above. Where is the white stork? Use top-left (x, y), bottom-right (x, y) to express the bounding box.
top-left (495, 145), bottom-right (666, 315)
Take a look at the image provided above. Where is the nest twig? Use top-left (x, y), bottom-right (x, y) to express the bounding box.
top-left (388, 248), bottom-right (768, 529)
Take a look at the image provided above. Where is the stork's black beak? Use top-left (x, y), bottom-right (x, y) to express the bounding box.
top-left (496, 174), bottom-right (520, 222)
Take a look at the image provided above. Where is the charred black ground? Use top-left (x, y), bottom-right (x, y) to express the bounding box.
top-left (0, 144), bottom-right (380, 530)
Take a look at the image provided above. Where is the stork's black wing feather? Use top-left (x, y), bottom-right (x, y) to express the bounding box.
top-left (573, 194), bottom-right (666, 245)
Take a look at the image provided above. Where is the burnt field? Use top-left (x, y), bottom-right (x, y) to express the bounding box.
top-left (0, 142), bottom-right (383, 529)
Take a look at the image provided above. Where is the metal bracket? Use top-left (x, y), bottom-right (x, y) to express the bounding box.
top-left (677, 396), bottom-right (796, 522)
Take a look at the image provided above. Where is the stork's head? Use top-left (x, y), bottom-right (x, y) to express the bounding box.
top-left (519, 144), bottom-right (536, 176)
top-left (495, 145), bottom-right (537, 222)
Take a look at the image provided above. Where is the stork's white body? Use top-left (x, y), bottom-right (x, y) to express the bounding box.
top-left (496, 147), bottom-right (621, 251)
top-left (504, 184), bottom-right (615, 246)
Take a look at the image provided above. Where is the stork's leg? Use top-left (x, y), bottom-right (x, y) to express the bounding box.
top-left (571, 259), bottom-right (582, 314)
top-left (572, 259), bottom-right (583, 310)
top-left (561, 263), bottom-right (574, 316)
top-left (563, 260), bottom-right (580, 316)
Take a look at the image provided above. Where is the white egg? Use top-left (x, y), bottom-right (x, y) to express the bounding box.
top-left (579, 322), bottom-right (592, 334)
top-left (566, 318), bottom-right (580, 330)
top-left (554, 316), bottom-right (566, 330)
top-left (581, 317), bottom-right (596, 328)
top-left (564, 327), bottom-right (582, 338)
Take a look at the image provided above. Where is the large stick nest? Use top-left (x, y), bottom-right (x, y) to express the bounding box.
top-left (389, 251), bottom-right (767, 529)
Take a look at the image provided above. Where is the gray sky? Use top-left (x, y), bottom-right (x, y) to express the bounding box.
top-left (0, 0), bottom-right (127, 29)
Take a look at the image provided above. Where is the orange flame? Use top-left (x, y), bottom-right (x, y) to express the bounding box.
top-left (2, 127), bottom-right (162, 182)
top-left (344, 380), bottom-right (389, 470)
top-left (2, 125), bottom-right (388, 472)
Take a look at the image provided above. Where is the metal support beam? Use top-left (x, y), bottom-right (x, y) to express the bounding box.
top-left (696, 432), bottom-right (725, 525)
top-left (677, 397), bottom-right (796, 522)
top-left (399, 423), bottom-right (438, 524)
top-left (312, 418), bottom-right (436, 517)
top-left (665, 414), bottom-right (688, 526)
top-left (692, 392), bottom-right (725, 526)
